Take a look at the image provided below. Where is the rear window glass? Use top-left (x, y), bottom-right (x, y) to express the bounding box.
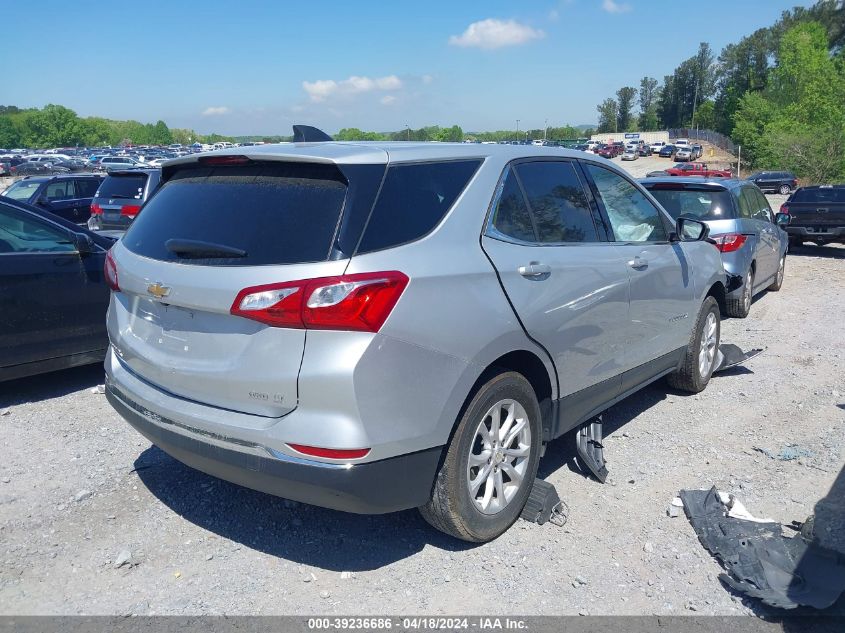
top-left (122, 162), bottom-right (347, 266)
top-left (644, 186), bottom-right (736, 221)
top-left (791, 188), bottom-right (845, 204)
top-left (356, 159), bottom-right (480, 254)
top-left (97, 174), bottom-right (148, 200)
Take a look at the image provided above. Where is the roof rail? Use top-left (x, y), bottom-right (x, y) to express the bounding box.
top-left (292, 125), bottom-right (333, 142)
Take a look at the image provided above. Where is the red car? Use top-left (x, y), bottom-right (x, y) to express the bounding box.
top-left (595, 144), bottom-right (621, 159)
top-left (664, 162), bottom-right (732, 178)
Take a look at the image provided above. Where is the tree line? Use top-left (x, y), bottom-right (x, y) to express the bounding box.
top-left (0, 104), bottom-right (235, 149)
top-left (595, 0), bottom-right (845, 180)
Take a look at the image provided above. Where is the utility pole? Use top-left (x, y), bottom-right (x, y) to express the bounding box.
top-left (544, 119), bottom-right (548, 142)
top-left (406, 125), bottom-right (411, 141)
top-left (516, 119), bottom-right (520, 140)
top-left (737, 145), bottom-right (741, 179)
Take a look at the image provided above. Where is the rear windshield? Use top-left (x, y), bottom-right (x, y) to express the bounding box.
top-left (644, 185), bottom-right (735, 221)
top-left (791, 187), bottom-right (845, 204)
top-left (122, 162), bottom-right (348, 266)
top-left (97, 173), bottom-right (148, 200)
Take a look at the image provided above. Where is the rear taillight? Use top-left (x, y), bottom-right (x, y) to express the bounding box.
top-left (90, 202), bottom-right (103, 215)
top-left (104, 250), bottom-right (120, 291)
top-left (120, 204), bottom-right (141, 217)
top-left (780, 204), bottom-right (790, 215)
top-left (287, 444), bottom-right (370, 460)
top-left (713, 233), bottom-right (748, 253)
top-left (230, 271), bottom-right (409, 332)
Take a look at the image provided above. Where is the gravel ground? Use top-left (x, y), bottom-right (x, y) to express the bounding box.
top-left (1, 154), bottom-right (843, 617)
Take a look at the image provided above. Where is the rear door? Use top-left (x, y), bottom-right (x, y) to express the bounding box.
top-left (481, 160), bottom-right (631, 399)
top-left (581, 162), bottom-right (696, 383)
top-left (739, 186), bottom-right (777, 282)
top-left (0, 203), bottom-right (108, 369)
top-left (109, 160), bottom-right (360, 418)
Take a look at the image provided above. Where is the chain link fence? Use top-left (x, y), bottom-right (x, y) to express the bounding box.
top-left (668, 129), bottom-right (736, 155)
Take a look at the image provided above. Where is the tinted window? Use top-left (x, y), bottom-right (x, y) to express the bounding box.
top-left (644, 185), bottom-right (735, 221)
top-left (0, 206), bottom-right (75, 253)
top-left (45, 180), bottom-right (76, 201)
top-left (585, 164), bottom-right (667, 242)
top-left (75, 178), bottom-right (101, 198)
top-left (123, 162), bottom-right (348, 266)
top-left (515, 161), bottom-right (598, 243)
top-left (96, 173), bottom-right (148, 199)
top-left (491, 167), bottom-right (535, 242)
top-left (791, 187), bottom-right (845, 204)
top-left (357, 160), bottom-right (480, 254)
top-left (737, 188), bottom-right (754, 219)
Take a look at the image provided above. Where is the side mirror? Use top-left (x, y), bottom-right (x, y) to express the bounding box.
top-left (72, 232), bottom-right (96, 255)
top-left (674, 217), bottom-right (710, 242)
top-left (775, 213), bottom-right (791, 227)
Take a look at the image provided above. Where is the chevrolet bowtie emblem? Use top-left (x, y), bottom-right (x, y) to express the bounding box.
top-left (147, 282), bottom-right (171, 299)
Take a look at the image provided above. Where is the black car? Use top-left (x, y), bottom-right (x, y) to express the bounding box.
top-left (1, 174), bottom-right (105, 223)
top-left (88, 168), bottom-right (162, 231)
top-left (658, 145), bottom-right (676, 158)
top-left (0, 197), bottom-right (116, 382)
top-left (9, 162), bottom-right (70, 176)
top-left (746, 171), bottom-right (798, 195)
top-left (638, 144), bottom-right (652, 157)
top-left (781, 185), bottom-right (845, 248)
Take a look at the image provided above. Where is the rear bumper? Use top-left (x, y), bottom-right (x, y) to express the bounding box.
top-left (786, 226), bottom-right (845, 241)
top-left (107, 383), bottom-right (443, 514)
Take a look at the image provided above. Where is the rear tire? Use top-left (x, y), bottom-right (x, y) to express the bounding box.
top-left (419, 371), bottom-right (541, 542)
top-left (779, 184), bottom-right (791, 195)
top-left (725, 267), bottom-right (753, 318)
top-left (667, 296), bottom-right (721, 393)
top-left (768, 255), bottom-right (785, 291)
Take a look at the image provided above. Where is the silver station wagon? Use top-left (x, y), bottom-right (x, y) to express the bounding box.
top-left (104, 141), bottom-right (726, 542)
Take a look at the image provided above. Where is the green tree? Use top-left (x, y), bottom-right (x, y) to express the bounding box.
top-left (638, 77), bottom-right (660, 130)
top-left (596, 98), bottom-right (618, 133)
top-left (616, 86), bottom-right (637, 132)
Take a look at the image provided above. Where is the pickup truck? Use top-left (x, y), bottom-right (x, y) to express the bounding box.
top-left (781, 185), bottom-right (845, 248)
top-left (665, 162), bottom-right (732, 178)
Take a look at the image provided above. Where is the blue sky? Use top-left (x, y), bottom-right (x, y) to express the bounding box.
top-left (4, 0), bottom-right (809, 135)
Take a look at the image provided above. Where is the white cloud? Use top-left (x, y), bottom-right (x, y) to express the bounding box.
top-left (302, 75), bottom-right (403, 102)
top-left (422, 74), bottom-right (434, 85)
top-left (380, 95), bottom-right (397, 106)
top-left (201, 106), bottom-right (230, 116)
top-left (448, 18), bottom-right (545, 50)
top-left (602, 0), bottom-right (631, 14)
top-left (548, 9), bottom-right (560, 21)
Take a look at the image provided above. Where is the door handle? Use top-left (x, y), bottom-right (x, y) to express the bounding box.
top-left (627, 257), bottom-right (648, 270)
top-left (518, 262), bottom-right (551, 278)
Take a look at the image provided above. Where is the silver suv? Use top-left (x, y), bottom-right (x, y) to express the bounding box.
top-left (104, 143), bottom-right (727, 542)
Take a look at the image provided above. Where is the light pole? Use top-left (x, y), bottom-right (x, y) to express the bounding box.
top-left (406, 125), bottom-right (411, 141)
top-left (516, 119), bottom-right (520, 141)
top-left (544, 119), bottom-right (548, 142)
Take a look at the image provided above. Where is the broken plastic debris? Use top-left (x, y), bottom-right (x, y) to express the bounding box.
top-left (753, 445), bottom-right (814, 461)
top-left (680, 486), bottom-right (845, 609)
top-left (713, 344), bottom-right (764, 373)
top-left (91, 385), bottom-right (105, 394)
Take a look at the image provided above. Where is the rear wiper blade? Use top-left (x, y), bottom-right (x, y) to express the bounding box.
top-left (165, 239), bottom-right (247, 259)
top-left (105, 194), bottom-right (136, 199)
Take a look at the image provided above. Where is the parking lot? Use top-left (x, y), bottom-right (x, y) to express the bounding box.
top-left (1, 149), bottom-right (843, 616)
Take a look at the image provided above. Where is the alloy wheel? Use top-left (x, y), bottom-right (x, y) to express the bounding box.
top-left (698, 311), bottom-right (719, 378)
top-left (466, 399), bottom-right (532, 515)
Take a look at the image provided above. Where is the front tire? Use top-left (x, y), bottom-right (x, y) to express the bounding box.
top-left (420, 372), bottom-right (541, 542)
top-left (667, 296), bottom-right (721, 393)
top-left (779, 184), bottom-right (792, 195)
top-left (725, 267), bottom-right (754, 318)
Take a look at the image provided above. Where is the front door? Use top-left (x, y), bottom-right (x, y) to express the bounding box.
top-left (581, 162), bottom-right (696, 387)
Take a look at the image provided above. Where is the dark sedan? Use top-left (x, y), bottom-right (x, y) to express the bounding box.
top-left (0, 197), bottom-right (116, 382)
top-left (2, 174), bottom-right (104, 223)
